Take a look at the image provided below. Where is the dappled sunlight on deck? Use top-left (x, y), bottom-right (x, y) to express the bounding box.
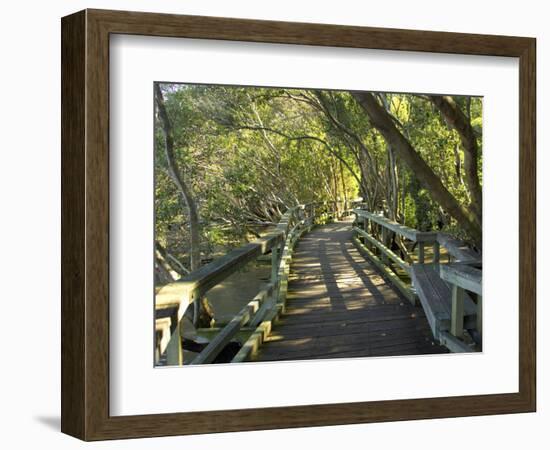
top-left (255, 220), bottom-right (446, 362)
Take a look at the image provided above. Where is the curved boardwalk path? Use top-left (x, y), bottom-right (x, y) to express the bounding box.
top-left (255, 219), bottom-right (447, 362)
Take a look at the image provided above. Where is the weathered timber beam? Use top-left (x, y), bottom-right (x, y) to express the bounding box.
top-left (353, 227), bottom-right (411, 275)
top-left (450, 284), bottom-right (465, 337)
top-left (158, 231), bottom-right (284, 310)
top-left (190, 284), bottom-right (273, 364)
top-left (440, 263), bottom-right (482, 295)
top-left (437, 232), bottom-right (481, 263)
top-left (276, 219), bottom-right (307, 310)
top-left (353, 209), bottom-right (437, 243)
top-left (165, 323), bottom-right (182, 366)
top-left (439, 331), bottom-right (474, 353)
top-left (233, 219), bottom-right (312, 362)
top-left (232, 303), bottom-right (283, 363)
top-left (352, 235), bottom-right (416, 305)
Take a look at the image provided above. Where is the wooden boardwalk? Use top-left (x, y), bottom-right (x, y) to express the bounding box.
top-left (255, 220), bottom-right (447, 362)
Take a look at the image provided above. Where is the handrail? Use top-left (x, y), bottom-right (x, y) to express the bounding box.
top-left (440, 263), bottom-right (482, 295)
top-left (353, 208), bottom-right (481, 288)
top-left (231, 216), bottom-right (314, 363)
top-left (353, 208), bottom-right (481, 264)
top-left (353, 226), bottom-right (411, 275)
top-left (353, 209), bottom-right (437, 243)
top-left (352, 207), bottom-right (482, 353)
top-left (159, 200), bottom-right (347, 365)
top-left (190, 218), bottom-right (315, 365)
top-left (156, 205), bottom-right (302, 327)
top-left (437, 233), bottom-right (481, 263)
top-left (190, 284), bottom-right (274, 365)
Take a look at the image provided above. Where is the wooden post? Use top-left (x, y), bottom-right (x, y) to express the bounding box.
top-left (365, 217), bottom-right (370, 235)
top-left (271, 244), bottom-right (279, 287)
top-left (418, 242), bottom-right (425, 264)
top-left (381, 227), bottom-right (389, 264)
top-left (433, 241), bottom-right (440, 263)
top-left (451, 285), bottom-right (465, 337)
top-left (192, 292), bottom-right (201, 327)
top-left (166, 323), bottom-right (183, 366)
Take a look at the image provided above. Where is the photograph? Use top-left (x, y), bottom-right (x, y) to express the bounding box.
top-left (153, 83), bottom-right (483, 366)
top-left (54, 6), bottom-right (537, 442)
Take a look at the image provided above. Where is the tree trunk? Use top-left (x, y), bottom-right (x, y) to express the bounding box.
top-left (155, 249), bottom-right (180, 281)
top-left (155, 85), bottom-right (214, 327)
top-left (453, 143), bottom-right (464, 186)
top-left (428, 95), bottom-right (482, 224)
top-left (339, 158), bottom-right (348, 207)
top-left (154, 84), bottom-right (202, 271)
top-left (155, 260), bottom-right (175, 285)
top-left (351, 92), bottom-right (482, 247)
top-left (155, 240), bottom-right (189, 278)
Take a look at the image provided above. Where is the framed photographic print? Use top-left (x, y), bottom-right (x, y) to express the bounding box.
top-left (61, 9), bottom-right (536, 440)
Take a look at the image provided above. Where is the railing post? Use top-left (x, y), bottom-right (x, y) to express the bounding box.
top-left (433, 241), bottom-right (440, 263)
top-left (192, 292), bottom-right (201, 328)
top-left (418, 242), bottom-right (425, 264)
top-left (381, 227), bottom-right (389, 265)
top-left (271, 241), bottom-right (279, 287)
top-left (451, 284), bottom-right (465, 337)
top-left (165, 323), bottom-right (183, 366)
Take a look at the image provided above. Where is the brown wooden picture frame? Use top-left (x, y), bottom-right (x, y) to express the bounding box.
top-left (61, 9), bottom-right (536, 441)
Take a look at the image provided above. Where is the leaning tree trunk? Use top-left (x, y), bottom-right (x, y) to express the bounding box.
top-left (155, 85), bottom-right (213, 327)
top-left (428, 95), bottom-right (482, 226)
top-left (154, 84), bottom-right (201, 272)
top-left (351, 92), bottom-right (482, 247)
top-left (155, 240), bottom-right (189, 278)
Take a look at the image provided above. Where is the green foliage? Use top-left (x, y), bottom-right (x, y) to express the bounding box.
top-left (154, 83), bottom-right (482, 276)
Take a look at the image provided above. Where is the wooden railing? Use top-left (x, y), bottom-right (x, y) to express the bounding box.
top-left (351, 208), bottom-right (482, 352)
top-left (159, 200), bottom-right (354, 365)
top-left (439, 262), bottom-right (482, 351)
top-left (352, 209), bottom-right (439, 304)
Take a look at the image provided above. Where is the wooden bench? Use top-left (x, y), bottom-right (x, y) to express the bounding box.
top-left (411, 263), bottom-right (477, 339)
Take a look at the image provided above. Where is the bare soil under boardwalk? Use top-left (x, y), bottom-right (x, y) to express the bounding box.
top-left (254, 219), bottom-right (448, 362)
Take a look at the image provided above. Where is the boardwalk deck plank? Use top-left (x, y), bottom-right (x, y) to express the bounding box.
top-left (254, 220), bottom-right (447, 362)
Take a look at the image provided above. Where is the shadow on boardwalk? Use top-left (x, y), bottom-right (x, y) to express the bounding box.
top-left (255, 219), bottom-right (448, 362)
